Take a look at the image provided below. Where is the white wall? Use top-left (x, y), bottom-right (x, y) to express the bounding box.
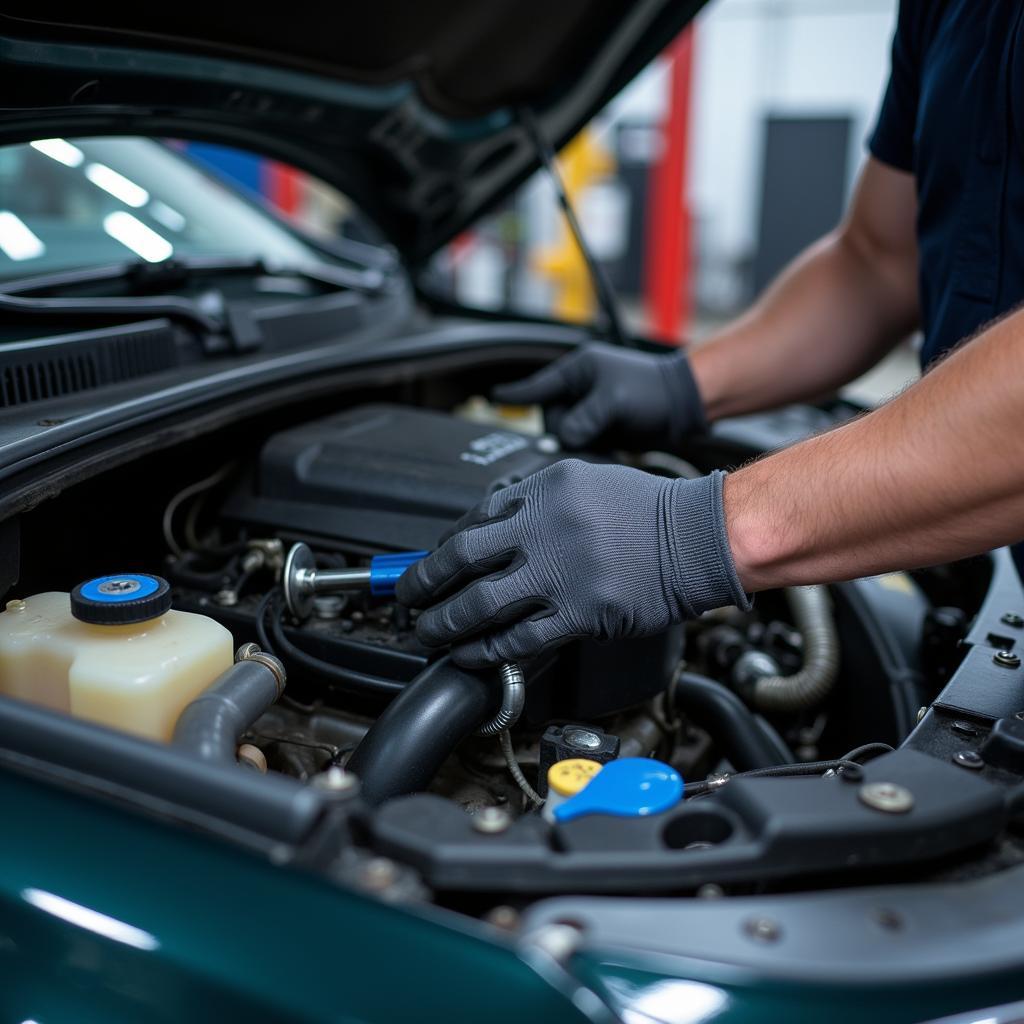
top-left (688, 0), bottom-right (898, 305)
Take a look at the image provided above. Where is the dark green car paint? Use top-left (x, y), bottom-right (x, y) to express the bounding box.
top-left (573, 952), bottom-right (1024, 1024)
top-left (0, 768), bottom-right (597, 1023)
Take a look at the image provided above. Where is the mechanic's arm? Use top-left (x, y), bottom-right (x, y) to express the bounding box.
top-left (691, 156), bottom-right (920, 420)
top-left (727, 305), bottom-right (1024, 590)
top-left (496, 157), bottom-right (920, 449)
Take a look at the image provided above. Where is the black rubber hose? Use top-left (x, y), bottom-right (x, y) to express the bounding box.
top-left (256, 590), bottom-right (402, 698)
top-left (173, 656), bottom-right (284, 763)
top-left (0, 693), bottom-right (323, 844)
top-left (673, 671), bottom-right (793, 771)
top-left (348, 656), bottom-right (500, 805)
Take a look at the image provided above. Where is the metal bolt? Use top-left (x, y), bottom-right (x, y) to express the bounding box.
top-left (1002, 612), bottom-right (1024, 629)
top-left (235, 642), bottom-right (261, 661)
top-left (5, 599), bottom-right (25, 613)
top-left (98, 578), bottom-right (141, 595)
top-left (359, 857), bottom-right (399, 892)
top-left (859, 782), bottom-right (915, 813)
top-left (313, 595), bottom-right (346, 620)
top-left (994, 650), bottom-right (1021, 669)
top-left (485, 905), bottom-right (521, 931)
top-left (916, 706), bottom-right (928, 723)
top-left (214, 588), bottom-right (239, 607)
top-left (743, 917), bottom-right (782, 943)
top-left (312, 766), bottom-right (359, 794)
top-left (953, 750), bottom-right (984, 770)
top-left (473, 806), bottom-right (512, 834)
top-left (563, 727), bottom-right (601, 751)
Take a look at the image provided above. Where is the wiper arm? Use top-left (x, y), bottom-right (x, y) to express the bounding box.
top-left (0, 255), bottom-right (388, 353)
top-left (0, 254), bottom-right (385, 298)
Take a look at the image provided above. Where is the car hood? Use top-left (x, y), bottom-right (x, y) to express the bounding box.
top-left (0, 2), bottom-right (704, 265)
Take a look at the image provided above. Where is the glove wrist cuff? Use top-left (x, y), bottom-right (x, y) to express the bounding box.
top-left (659, 351), bottom-right (709, 445)
top-left (663, 470), bottom-right (751, 618)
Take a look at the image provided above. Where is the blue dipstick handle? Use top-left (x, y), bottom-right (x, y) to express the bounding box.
top-left (369, 551), bottom-right (429, 596)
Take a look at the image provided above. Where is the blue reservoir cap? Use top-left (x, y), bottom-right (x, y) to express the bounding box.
top-left (368, 551), bottom-right (429, 596)
top-left (71, 573), bottom-right (172, 625)
top-left (553, 757), bottom-right (683, 823)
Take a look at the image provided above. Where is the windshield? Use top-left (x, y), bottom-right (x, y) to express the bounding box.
top-left (0, 137), bottom-right (327, 280)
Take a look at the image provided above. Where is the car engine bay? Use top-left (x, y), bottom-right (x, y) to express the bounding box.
top-left (1, 359), bottom-right (1021, 918)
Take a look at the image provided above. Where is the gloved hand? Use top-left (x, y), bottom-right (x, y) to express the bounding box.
top-left (396, 459), bottom-right (749, 668)
top-left (492, 342), bottom-right (707, 450)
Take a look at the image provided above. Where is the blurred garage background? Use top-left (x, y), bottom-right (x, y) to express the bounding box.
top-left (183, 0), bottom-right (911, 399)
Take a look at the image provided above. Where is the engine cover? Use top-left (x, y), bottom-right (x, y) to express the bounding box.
top-left (225, 404), bottom-right (560, 550)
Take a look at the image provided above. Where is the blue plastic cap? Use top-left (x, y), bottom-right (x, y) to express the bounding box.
top-left (553, 757), bottom-right (684, 823)
top-left (70, 573), bottom-right (172, 625)
top-left (368, 551), bottom-right (429, 596)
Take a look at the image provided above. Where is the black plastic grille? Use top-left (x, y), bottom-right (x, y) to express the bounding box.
top-left (0, 321), bottom-right (178, 408)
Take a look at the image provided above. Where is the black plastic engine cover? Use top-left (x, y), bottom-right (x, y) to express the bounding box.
top-left (224, 403), bottom-right (560, 551)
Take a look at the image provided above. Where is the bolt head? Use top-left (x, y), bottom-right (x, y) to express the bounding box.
top-left (1002, 612), bottom-right (1024, 629)
top-left (473, 806), bottom-right (512, 834)
top-left (313, 766), bottom-right (359, 794)
top-left (994, 650), bottom-right (1021, 669)
top-left (214, 588), bottom-right (239, 607)
top-left (859, 782), bottom-right (914, 813)
top-left (743, 917), bottom-right (781, 943)
top-left (359, 857), bottom-right (399, 891)
top-left (563, 727), bottom-right (601, 751)
top-left (485, 905), bottom-right (521, 931)
top-left (953, 750), bottom-right (984, 770)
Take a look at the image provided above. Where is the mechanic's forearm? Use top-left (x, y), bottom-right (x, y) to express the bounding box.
top-left (725, 308), bottom-right (1024, 591)
top-left (692, 231), bottom-right (915, 422)
top-left (690, 160), bottom-right (920, 423)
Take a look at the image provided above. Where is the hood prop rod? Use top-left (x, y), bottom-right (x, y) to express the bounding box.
top-left (519, 105), bottom-right (632, 348)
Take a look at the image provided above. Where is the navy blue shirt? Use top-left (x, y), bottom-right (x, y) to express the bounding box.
top-left (869, 0), bottom-right (1024, 368)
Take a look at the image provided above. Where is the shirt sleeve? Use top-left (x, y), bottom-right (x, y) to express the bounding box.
top-left (868, 0), bottom-right (922, 172)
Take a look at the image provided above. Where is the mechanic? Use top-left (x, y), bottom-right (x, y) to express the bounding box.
top-left (397, 1), bottom-right (1024, 669)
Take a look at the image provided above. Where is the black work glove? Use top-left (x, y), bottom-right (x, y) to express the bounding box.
top-left (396, 459), bottom-right (749, 669)
top-left (492, 342), bottom-right (707, 450)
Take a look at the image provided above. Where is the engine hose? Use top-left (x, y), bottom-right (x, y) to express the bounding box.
top-left (673, 670), bottom-right (793, 771)
top-left (750, 585), bottom-right (839, 714)
top-left (173, 645), bottom-right (286, 764)
top-left (477, 662), bottom-right (526, 736)
top-left (347, 656), bottom-right (499, 805)
top-left (256, 590), bottom-right (403, 699)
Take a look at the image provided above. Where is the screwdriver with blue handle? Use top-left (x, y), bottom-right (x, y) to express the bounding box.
top-left (281, 541), bottom-right (527, 743)
top-left (282, 542), bottom-right (428, 620)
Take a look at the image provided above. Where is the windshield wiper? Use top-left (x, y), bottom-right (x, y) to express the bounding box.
top-left (0, 254), bottom-right (385, 298)
top-left (0, 255), bottom-right (388, 353)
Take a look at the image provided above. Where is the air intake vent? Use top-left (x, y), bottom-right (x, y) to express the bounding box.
top-left (0, 320), bottom-right (178, 409)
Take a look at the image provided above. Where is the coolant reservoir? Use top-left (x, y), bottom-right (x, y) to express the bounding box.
top-left (0, 574), bottom-right (233, 741)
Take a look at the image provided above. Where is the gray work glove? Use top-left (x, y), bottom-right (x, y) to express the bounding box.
top-left (396, 459), bottom-right (749, 669)
top-left (492, 342), bottom-right (707, 450)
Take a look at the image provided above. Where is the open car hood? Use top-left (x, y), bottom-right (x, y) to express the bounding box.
top-left (0, 2), bottom-right (705, 265)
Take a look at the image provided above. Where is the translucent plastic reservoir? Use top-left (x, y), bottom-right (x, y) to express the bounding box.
top-left (0, 592), bottom-right (233, 741)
